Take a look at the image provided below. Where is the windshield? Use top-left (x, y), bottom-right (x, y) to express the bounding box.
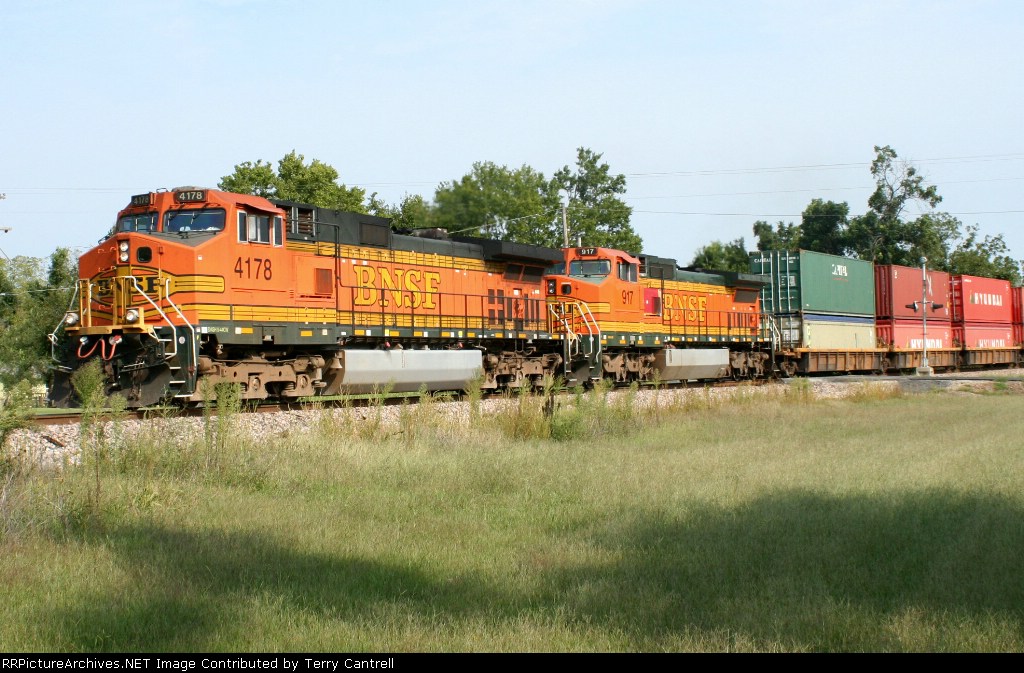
top-left (569, 259), bottom-right (611, 277)
top-left (546, 262), bottom-right (566, 275)
top-left (117, 213), bottom-right (157, 232)
top-left (164, 208), bottom-right (226, 233)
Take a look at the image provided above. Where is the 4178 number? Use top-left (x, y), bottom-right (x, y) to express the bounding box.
top-left (234, 257), bottom-right (272, 280)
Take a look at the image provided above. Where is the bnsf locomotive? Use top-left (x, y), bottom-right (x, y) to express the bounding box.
top-left (48, 187), bottom-right (772, 407)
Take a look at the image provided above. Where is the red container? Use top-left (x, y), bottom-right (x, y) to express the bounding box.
top-left (954, 323), bottom-right (1014, 349)
top-left (1013, 287), bottom-right (1024, 345)
top-left (951, 275), bottom-right (1012, 324)
top-left (875, 264), bottom-right (950, 320)
top-left (876, 318), bottom-right (953, 350)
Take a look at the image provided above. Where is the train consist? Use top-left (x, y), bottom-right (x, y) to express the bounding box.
top-left (47, 187), bottom-right (1022, 408)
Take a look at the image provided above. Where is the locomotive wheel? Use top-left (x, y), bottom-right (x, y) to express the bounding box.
top-left (778, 360), bottom-right (797, 378)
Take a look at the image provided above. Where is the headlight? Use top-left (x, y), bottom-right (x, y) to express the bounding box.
top-left (64, 312), bottom-right (80, 326)
top-left (125, 308), bottom-right (140, 324)
top-left (119, 251), bottom-right (129, 262)
top-left (119, 240), bottom-right (129, 262)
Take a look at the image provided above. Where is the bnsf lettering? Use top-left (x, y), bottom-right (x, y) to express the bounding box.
top-left (352, 266), bottom-right (441, 309)
top-left (661, 293), bottom-right (708, 323)
top-left (94, 276), bottom-right (162, 296)
top-left (970, 292), bottom-right (1003, 306)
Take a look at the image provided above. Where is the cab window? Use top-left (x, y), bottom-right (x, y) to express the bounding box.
top-left (568, 259), bottom-right (611, 277)
top-left (618, 262), bottom-right (638, 282)
top-left (164, 209), bottom-right (225, 233)
top-left (117, 213), bottom-right (157, 232)
top-left (237, 212), bottom-right (283, 246)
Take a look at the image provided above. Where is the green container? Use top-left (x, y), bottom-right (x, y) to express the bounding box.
top-left (750, 250), bottom-right (875, 316)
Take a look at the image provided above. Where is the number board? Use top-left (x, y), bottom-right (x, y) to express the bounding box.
top-left (130, 193), bottom-right (152, 207)
top-left (576, 247), bottom-right (598, 256)
top-left (174, 189), bottom-right (207, 203)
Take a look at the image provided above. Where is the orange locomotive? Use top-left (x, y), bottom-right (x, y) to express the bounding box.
top-left (544, 247), bottom-right (772, 384)
top-left (49, 187), bottom-right (565, 407)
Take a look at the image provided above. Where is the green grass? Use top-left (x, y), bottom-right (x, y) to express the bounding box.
top-left (2, 387), bottom-right (1023, 652)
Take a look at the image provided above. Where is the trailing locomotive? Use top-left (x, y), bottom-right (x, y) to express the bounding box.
top-left (545, 247), bottom-right (771, 384)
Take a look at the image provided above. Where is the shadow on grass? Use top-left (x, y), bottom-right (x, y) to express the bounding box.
top-left (544, 489), bottom-right (1024, 649)
top-left (46, 525), bottom-right (501, 652)
top-left (43, 489), bottom-right (1024, 651)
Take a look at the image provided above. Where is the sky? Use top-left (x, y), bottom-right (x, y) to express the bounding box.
top-left (1, 0), bottom-right (1022, 269)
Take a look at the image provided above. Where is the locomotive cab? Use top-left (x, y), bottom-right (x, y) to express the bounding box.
top-left (50, 187), bottom-right (289, 407)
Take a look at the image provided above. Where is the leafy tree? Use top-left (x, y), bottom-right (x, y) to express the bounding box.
top-left (432, 162), bottom-right (563, 245)
top-left (846, 145), bottom-right (944, 264)
top-left (553, 148), bottom-right (642, 252)
top-left (799, 199), bottom-right (849, 255)
top-left (218, 151), bottom-right (366, 212)
top-left (217, 159), bottom-right (277, 197)
top-left (948, 224), bottom-right (1023, 284)
top-left (689, 237), bottom-right (750, 272)
top-left (0, 249), bottom-right (77, 386)
top-left (753, 220), bottom-right (801, 251)
top-left (866, 145), bottom-right (942, 223)
top-left (368, 193), bottom-right (435, 230)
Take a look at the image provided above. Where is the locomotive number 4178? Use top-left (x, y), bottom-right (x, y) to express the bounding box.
top-left (234, 256), bottom-right (273, 280)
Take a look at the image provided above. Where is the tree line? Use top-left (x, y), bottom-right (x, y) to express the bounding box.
top-left (219, 147), bottom-right (642, 252)
top-left (691, 145), bottom-right (1023, 284)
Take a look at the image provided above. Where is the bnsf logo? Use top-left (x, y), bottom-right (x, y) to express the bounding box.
top-left (93, 276), bottom-right (162, 296)
top-left (351, 266), bottom-right (442, 309)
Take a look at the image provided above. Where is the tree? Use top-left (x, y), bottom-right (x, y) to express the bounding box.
top-left (432, 162), bottom-right (563, 246)
top-left (846, 145), bottom-right (944, 264)
top-left (218, 151), bottom-right (367, 212)
top-left (799, 199), bottom-right (849, 255)
top-left (948, 224), bottom-right (1023, 285)
top-left (553, 148), bottom-right (642, 252)
top-left (217, 159), bottom-right (277, 198)
top-left (0, 249), bottom-right (77, 386)
top-left (753, 220), bottom-right (801, 251)
top-left (368, 193), bottom-right (435, 231)
top-left (689, 237), bottom-right (750, 272)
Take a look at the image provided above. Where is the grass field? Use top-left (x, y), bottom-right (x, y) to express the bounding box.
top-left (2, 384), bottom-right (1022, 652)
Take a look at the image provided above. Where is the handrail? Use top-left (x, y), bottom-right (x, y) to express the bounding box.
top-left (126, 276), bottom-right (196, 370)
top-left (548, 299), bottom-right (601, 359)
top-left (48, 283), bottom-right (81, 362)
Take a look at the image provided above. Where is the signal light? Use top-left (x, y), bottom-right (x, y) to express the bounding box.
top-left (64, 312), bottom-right (80, 326)
top-left (125, 308), bottom-right (140, 324)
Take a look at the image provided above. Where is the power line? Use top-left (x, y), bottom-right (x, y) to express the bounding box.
top-left (634, 209), bottom-right (1024, 218)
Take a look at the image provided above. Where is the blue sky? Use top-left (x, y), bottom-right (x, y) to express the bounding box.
top-left (1, 0), bottom-right (1022, 267)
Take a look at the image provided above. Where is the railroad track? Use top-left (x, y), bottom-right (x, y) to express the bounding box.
top-left (25, 369), bottom-right (1024, 428)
